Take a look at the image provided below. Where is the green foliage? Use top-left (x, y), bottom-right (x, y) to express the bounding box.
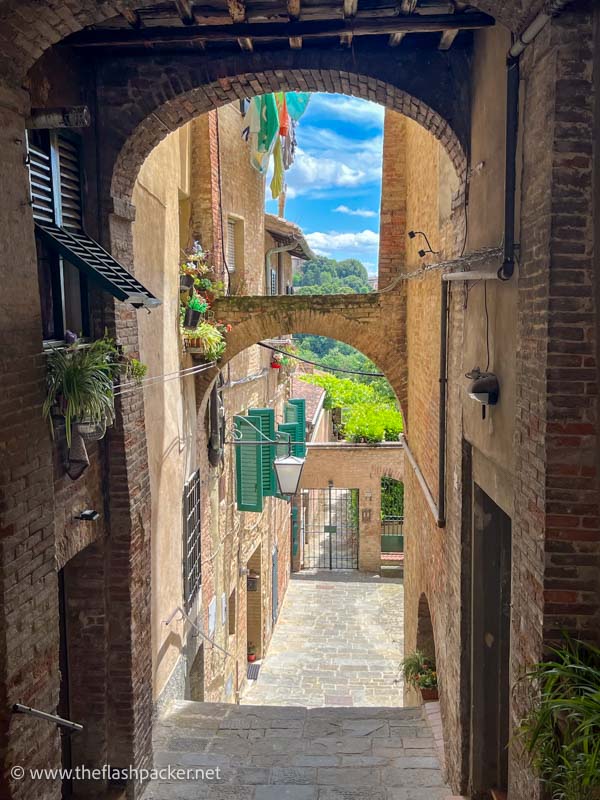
top-left (299, 373), bottom-right (403, 443)
top-left (43, 335), bottom-right (122, 447)
top-left (401, 651), bottom-right (438, 690)
top-left (125, 357), bottom-right (148, 385)
top-left (343, 402), bottom-right (404, 443)
top-left (293, 256), bottom-right (371, 295)
top-left (381, 477), bottom-right (404, 517)
top-left (516, 638), bottom-right (600, 800)
top-left (189, 321), bottom-right (227, 361)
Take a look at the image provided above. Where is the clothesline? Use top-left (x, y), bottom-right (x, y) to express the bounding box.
top-left (241, 92), bottom-right (311, 200)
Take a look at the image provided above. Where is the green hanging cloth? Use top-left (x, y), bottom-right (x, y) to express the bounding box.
top-left (257, 93), bottom-right (280, 154)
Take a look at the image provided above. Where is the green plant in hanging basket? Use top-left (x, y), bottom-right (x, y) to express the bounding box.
top-left (43, 336), bottom-right (122, 447)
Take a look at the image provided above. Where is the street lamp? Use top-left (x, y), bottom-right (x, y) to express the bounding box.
top-left (273, 453), bottom-right (305, 496)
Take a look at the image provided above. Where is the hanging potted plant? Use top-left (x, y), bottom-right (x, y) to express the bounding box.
top-left (183, 293), bottom-right (208, 329)
top-left (270, 353), bottom-right (282, 370)
top-left (247, 643), bottom-right (257, 663)
top-left (43, 335), bottom-right (122, 448)
top-left (401, 650), bottom-right (438, 702)
top-left (185, 321), bottom-right (226, 361)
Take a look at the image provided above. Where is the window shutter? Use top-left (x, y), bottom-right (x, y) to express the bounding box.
top-left (248, 408), bottom-right (276, 496)
top-left (284, 402), bottom-right (305, 457)
top-left (27, 138), bottom-right (54, 225)
top-left (235, 416), bottom-right (264, 512)
top-left (183, 469), bottom-right (202, 609)
top-left (270, 268), bottom-right (277, 296)
top-left (289, 398), bottom-right (307, 456)
top-left (56, 135), bottom-right (83, 233)
top-left (226, 220), bottom-right (237, 272)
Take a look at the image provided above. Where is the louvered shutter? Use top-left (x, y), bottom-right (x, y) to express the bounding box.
top-left (56, 135), bottom-right (83, 232)
top-left (27, 139), bottom-right (54, 226)
top-left (235, 416), bottom-right (263, 512)
top-left (289, 398), bottom-right (307, 456)
top-left (284, 402), bottom-right (305, 457)
top-left (226, 220), bottom-right (237, 272)
top-left (248, 408), bottom-right (276, 496)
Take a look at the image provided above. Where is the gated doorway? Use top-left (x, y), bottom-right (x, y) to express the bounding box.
top-left (301, 487), bottom-right (359, 570)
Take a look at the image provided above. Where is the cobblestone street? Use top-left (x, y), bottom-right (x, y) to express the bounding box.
top-left (242, 570), bottom-right (405, 707)
top-left (142, 571), bottom-right (452, 799)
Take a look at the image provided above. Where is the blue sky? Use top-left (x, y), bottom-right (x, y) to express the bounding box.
top-left (265, 94), bottom-right (384, 276)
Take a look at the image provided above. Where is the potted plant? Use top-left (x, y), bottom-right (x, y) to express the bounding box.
top-left (184, 321), bottom-right (227, 361)
top-left (401, 650), bottom-right (438, 702)
top-left (43, 335), bottom-right (122, 447)
top-left (271, 353), bottom-right (282, 370)
top-left (515, 638), bottom-right (600, 800)
top-left (247, 643), bottom-right (257, 663)
top-left (183, 293), bottom-right (208, 329)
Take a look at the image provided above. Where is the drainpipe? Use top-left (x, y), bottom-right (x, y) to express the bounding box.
top-left (265, 242), bottom-right (297, 294)
top-left (498, 0), bottom-right (571, 280)
top-left (438, 280), bottom-right (448, 527)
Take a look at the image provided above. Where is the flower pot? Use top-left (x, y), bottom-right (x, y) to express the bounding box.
top-left (183, 307), bottom-right (201, 329)
top-left (420, 687), bottom-right (438, 702)
top-left (248, 653), bottom-right (257, 663)
top-left (203, 290), bottom-right (216, 305)
top-left (271, 362), bottom-right (281, 369)
top-left (76, 418), bottom-right (107, 442)
top-left (180, 274), bottom-right (194, 289)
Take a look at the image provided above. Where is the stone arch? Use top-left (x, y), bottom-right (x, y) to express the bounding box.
top-left (205, 293), bottom-right (407, 415)
top-left (416, 592), bottom-right (436, 663)
top-left (2, 1), bottom-right (528, 84)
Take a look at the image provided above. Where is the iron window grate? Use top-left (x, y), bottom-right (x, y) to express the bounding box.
top-left (183, 469), bottom-right (202, 609)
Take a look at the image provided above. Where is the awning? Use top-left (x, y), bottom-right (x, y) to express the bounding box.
top-left (35, 222), bottom-right (161, 310)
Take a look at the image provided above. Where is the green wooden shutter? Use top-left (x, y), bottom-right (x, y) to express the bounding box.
top-left (235, 416), bottom-right (264, 512)
top-left (248, 408), bottom-right (276, 496)
top-left (284, 402), bottom-right (305, 457)
top-left (289, 398), bottom-right (307, 456)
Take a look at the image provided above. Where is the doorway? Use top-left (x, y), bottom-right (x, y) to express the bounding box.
top-left (470, 484), bottom-right (512, 797)
top-left (302, 487), bottom-right (359, 570)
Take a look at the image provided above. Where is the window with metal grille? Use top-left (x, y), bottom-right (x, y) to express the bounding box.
top-left (270, 268), bottom-right (278, 296)
top-left (183, 469), bottom-right (202, 608)
top-left (226, 219), bottom-right (239, 272)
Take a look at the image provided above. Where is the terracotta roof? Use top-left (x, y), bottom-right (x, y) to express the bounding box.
top-left (292, 377), bottom-right (325, 426)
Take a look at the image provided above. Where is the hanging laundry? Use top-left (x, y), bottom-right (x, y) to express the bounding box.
top-left (257, 93), bottom-right (279, 154)
top-left (285, 92), bottom-right (311, 122)
top-left (282, 119), bottom-right (297, 170)
top-left (270, 136), bottom-right (284, 200)
top-left (246, 96), bottom-right (272, 174)
top-left (278, 93), bottom-right (290, 137)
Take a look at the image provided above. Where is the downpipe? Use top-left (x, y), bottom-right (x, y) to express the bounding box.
top-left (498, 0), bottom-right (571, 280)
top-left (438, 280), bottom-right (448, 527)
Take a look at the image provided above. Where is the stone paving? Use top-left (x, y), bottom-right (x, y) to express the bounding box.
top-left (145, 701), bottom-right (452, 799)
top-left (143, 571), bottom-right (451, 800)
top-left (242, 570), bottom-right (405, 707)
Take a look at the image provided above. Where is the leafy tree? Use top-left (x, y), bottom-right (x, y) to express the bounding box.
top-left (381, 477), bottom-right (404, 517)
top-left (294, 256), bottom-right (371, 293)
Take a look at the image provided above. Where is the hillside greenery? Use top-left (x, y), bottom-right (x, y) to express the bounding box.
top-left (293, 256), bottom-right (371, 295)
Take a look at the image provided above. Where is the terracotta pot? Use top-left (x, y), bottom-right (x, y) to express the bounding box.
top-left (420, 687), bottom-right (439, 702)
top-left (247, 654), bottom-right (257, 663)
top-left (271, 362), bottom-right (281, 369)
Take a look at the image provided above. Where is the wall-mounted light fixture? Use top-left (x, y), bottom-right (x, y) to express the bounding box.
top-left (74, 509), bottom-right (100, 522)
top-left (466, 367), bottom-right (500, 420)
top-left (408, 230), bottom-right (439, 259)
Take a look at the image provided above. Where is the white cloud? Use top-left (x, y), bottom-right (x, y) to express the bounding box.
top-left (305, 229), bottom-right (380, 257)
top-left (285, 139), bottom-right (382, 199)
top-left (305, 94), bottom-right (385, 128)
top-left (335, 205), bottom-right (377, 218)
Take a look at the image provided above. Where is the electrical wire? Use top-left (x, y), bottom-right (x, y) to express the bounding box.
top-left (258, 342), bottom-right (384, 377)
top-left (114, 361), bottom-right (216, 397)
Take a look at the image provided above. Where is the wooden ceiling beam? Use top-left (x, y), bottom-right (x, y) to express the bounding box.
top-left (287, 0), bottom-right (301, 22)
top-left (174, 0), bottom-right (195, 24)
top-left (343, 0), bottom-right (358, 17)
top-left (400, 0), bottom-right (418, 12)
top-left (439, 27), bottom-right (459, 49)
top-left (71, 12), bottom-right (494, 47)
top-left (388, 31), bottom-right (406, 46)
top-left (289, 35), bottom-right (303, 48)
top-left (114, 5), bottom-right (142, 28)
top-left (238, 36), bottom-right (253, 49)
top-left (226, 0), bottom-right (247, 23)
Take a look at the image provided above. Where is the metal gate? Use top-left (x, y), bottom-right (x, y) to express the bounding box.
top-left (301, 487), bottom-right (359, 569)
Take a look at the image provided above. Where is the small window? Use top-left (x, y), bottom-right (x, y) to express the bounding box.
top-left (226, 218), bottom-right (242, 273)
top-left (228, 589), bottom-right (236, 635)
top-left (183, 469), bottom-right (202, 608)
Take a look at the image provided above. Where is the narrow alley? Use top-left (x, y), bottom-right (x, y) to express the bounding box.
top-left (141, 571), bottom-right (450, 800)
top-left (242, 571), bottom-right (405, 707)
